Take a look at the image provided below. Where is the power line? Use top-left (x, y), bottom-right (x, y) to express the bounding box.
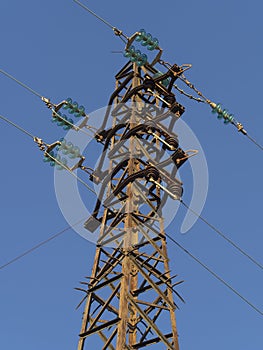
top-left (165, 232), bottom-right (263, 317)
top-left (181, 200), bottom-right (263, 271)
top-left (0, 114), bottom-right (35, 139)
top-left (0, 69), bottom-right (42, 99)
top-left (246, 133), bottom-right (263, 151)
top-left (73, 0), bottom-right (128, 44)
top-left (0, 219), bottom-right (85, 271)
top-left (73, 0), bottom-right (115, 30)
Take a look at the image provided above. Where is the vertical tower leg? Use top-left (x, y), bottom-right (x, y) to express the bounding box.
top-left (77, 57), bottom-right (188, 349)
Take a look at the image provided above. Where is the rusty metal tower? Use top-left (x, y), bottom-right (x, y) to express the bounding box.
top-left (76, 28), bottom-right (193, 350)
top-left (1, 3), bottom-right (261, 349)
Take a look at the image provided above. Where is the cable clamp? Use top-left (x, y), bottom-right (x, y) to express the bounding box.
top-left (34, 137), bottom-right (46, 151)
top-left (41, 96), bottom-right (53, 110)
top-left (113, 27), bottom-right (122, 36)
top-left (237, 122), bottom-right (247, 135)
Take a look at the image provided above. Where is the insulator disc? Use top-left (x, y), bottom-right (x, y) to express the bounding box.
top-left (145, 166), bottom-right (160, 181)
top-left (143, 78), bottom-right (155, 91)
top-left (168, 183), bottom-right (183, 199)
top-left (164, 94), bottom-right (176, 105)
top-left (164, 136), bottom-right (179, 150)
top-left (145, 120), bottom-right (155, 128)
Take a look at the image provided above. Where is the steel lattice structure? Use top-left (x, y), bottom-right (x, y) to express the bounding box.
top-left (76, 32), bottom-right (193, 350)
top-left (1, 4), bottom-right (262, 349)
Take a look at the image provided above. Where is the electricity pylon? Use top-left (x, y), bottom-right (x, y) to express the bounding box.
top-left (77, 30), bottom-right (192, 350)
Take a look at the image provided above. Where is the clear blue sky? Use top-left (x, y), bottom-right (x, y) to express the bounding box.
top-left (0, 1), bottom-right (262, 349)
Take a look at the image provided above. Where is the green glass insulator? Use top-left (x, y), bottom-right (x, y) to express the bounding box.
top-left (62, 143), bottom-right (71, 154)
top-left (130, 51), bottom-right (139, 62)
top-left (135, 29), bottom-right (146, 41)
top-left (217, 114), bottom-right (223, 119)
top-left (72, 101), bottom-right (78, 111)
top-left (74, 108), bottom-right (84, 117)
top-left (153, 71), bottom-right (162, 79)
top-left (51, 116), bottom-right (57, 123)
top-left (65, 118), bottom-right (73, 127)
top-left (154, 71), bottom-right (169, 87)
top-left (224, 119), bottom-right (230, 124)
top-left (140, 53), bottom-right (148, 66)
top-left (68, 153), bottom-right (76, 159)
top-left (222, 109), bottom-right (229, 119)
top-left (56, 164), bottom-right (63, 170)
top-left (162, 78), bottom-right (170, 87)
top-left (55, 155), bottom-right (64, 169)
top-left (216, 103), bottom-right (222, 114)
top-left (78, 105), bottom-right (86, 116)
top-left (69, 102), bottom-right (78, 114)
top-left (147, 38), bottom-right (159, 50)
top-left (59, 139), bottom-right (66, 149)
top-left (55, 154), bottom-right (61, 164)
top-left (66, 142), bottom-right (74, 153)
top-left (63, 124), bottom-right (71, 130)
top-left (56, 157), bottom-right (68, 169)
top-left (75, 150), bottom-right (81, 158)
top-left (141, 33), bottom-right (152, 46)
top-left (124, 45), bottom-right (136, 59)
top-left (136, 57), bottom-right (144, 66)
top-left (211, 107), bottom-right (217, 114)
top-left (57, 116), bottom-right (66, 127)
top-left (47, 152), bottom-right (55, 165)
top-left (59, 158), bottom-right (68, 170)
top-left (73, 146), bottom-right (81, 158)
top-left (68, 106), bottom-right (74, 114)
top-left (63, 98), bottom-right (72, 111)
top-left (55, 111), bottom-right (61, 119)
top-left (43, 156), bottom-right (50, 163)
top-left (228, 114), bottom-right (234, 123)
top-left (55, 112), bottom-right (62, 126)
top-left (130, 56), bottom-right (137, 63)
